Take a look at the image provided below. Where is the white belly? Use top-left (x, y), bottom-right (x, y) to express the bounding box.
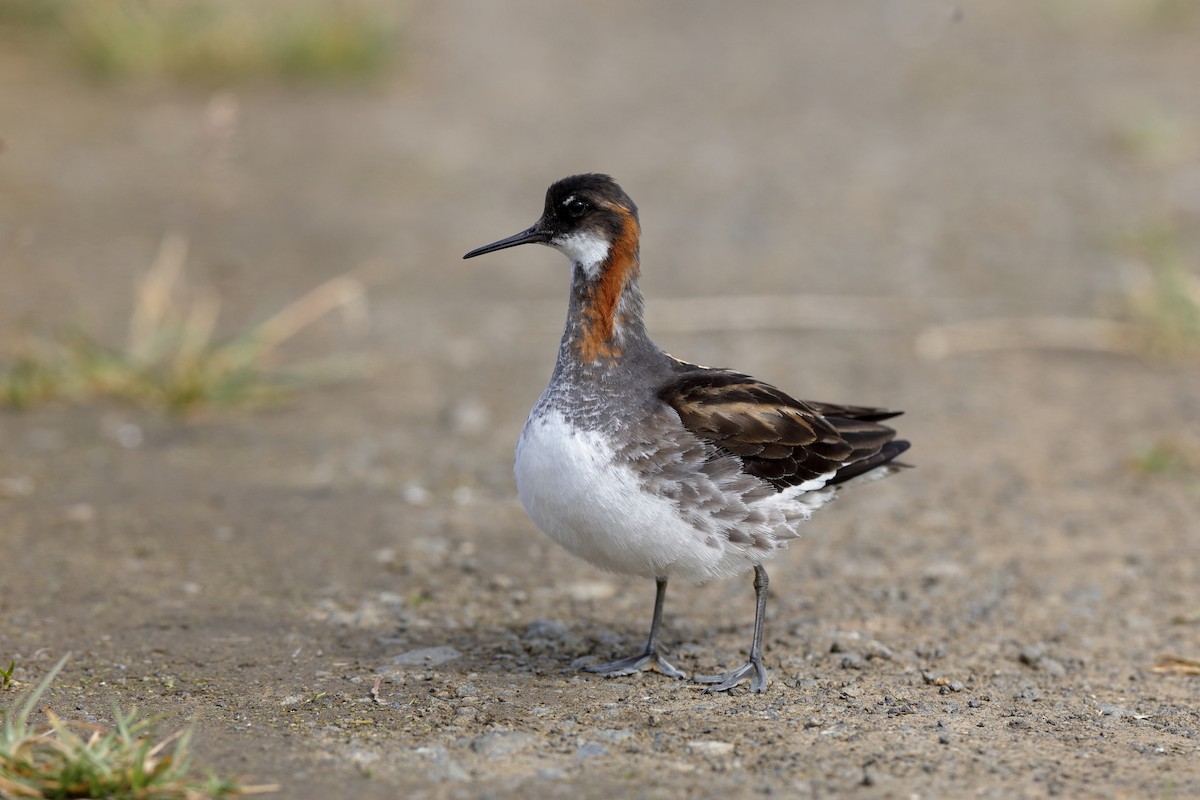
top-left (514, 408), bottom-right (813, 583)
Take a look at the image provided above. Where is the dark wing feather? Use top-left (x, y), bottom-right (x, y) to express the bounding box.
top-left (657, 369), bottom-right (910, 492)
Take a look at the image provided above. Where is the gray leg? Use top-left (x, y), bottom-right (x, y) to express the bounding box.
top-left (580, 577), bottom-right (686, 679)
top-left (693, 564), bottom-right (769, 692)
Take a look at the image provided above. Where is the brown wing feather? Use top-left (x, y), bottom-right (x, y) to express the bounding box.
top-left (657, 369), bottom-right (909, 492)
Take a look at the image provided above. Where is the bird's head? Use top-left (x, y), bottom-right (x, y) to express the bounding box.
top-left (463, 173), bottom-right (639, 278)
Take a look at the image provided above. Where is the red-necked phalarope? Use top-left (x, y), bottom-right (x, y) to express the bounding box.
top-left (464, 174), bottom-right (910, 692)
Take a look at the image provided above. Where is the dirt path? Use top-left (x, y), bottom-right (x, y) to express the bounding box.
top-left (2, 2), bottom-right (1198, 797)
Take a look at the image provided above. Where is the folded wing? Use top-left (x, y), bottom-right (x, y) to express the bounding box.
top-left (657, 369), bottom-right (910, 492)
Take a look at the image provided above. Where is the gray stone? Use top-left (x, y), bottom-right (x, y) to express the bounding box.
top-left (471, 730), bottom-right (538, 759)
top-left (381, 646), bottom-right (462, 670)
top-left (576, 742), bottom-right (609, 759)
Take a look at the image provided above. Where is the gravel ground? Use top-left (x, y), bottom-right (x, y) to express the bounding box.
top-left (2, 2), bottom-right (1199, 798)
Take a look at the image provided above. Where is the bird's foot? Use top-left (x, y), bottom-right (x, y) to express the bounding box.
top-left (693, 658), bottom-right (767, 693)
top-left (577, 650), bottom-right (686, 680)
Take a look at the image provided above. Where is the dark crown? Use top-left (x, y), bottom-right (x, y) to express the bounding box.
top-left (545, 174), bottom-right (639, 221)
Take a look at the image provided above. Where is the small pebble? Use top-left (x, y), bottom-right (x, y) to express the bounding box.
top-left (687, 740), bottom-right (735, 756)
top-left (840, 653), bottom-right (868, 670)
top-left (576, 742), bottom-right (609, 759)
top-left (471, 731), bottom-right (538, 759)
top-left (1019, 645), bottom-right (1067, 676)
top-left (381, 646), bottom-right (462, 669)
top-left (0, 476), bottom-right (34, 497)
top-left (525, 619), bottom-right (570, 641)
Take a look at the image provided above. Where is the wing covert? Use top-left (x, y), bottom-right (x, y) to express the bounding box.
top-left (657, 369), bottom-right (908, 491)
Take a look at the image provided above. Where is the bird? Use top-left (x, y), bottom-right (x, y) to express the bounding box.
top-left (463, 173), bottom-right (909, 692)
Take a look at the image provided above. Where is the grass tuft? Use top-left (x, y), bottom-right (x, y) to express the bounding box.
top-left (0, 661), bottom-right (15, 692)
top-left (0, 234), bottom-right (369, 415)
top-left (1130, 439), bottom-right (1200, 477)
top-left (2, 0), bottom-right (404, 84)
top-left (1111, 109), bottom-right (1198, 169)
top-left (1118, 224), bottom-right (1200, 359)
top-left (1035, 0), bottom-right (1200, 34)
top-left (1, 655), bottom-right (276, 798)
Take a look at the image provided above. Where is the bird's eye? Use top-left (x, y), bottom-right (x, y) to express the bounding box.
top-left (564, 198), bottom-right (589, 219)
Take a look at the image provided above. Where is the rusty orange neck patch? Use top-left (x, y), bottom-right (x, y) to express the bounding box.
top-left (577, 207), bottom-right (640, 364)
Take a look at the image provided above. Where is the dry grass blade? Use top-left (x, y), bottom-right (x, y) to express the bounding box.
top-left (1171, 607), bottom-right (1200, 625)
top-left (917, 230), bottom-right (1199, 361)
top-left (173, 288), bottom-right (223, 378)
top-left (247, 274), bottom-right (368, 363)
top-left (1151, 656), bottom-right (1200, 676)
top-left (128, 232), bottom-right (189, 360)
top-left (915, 317), bottom-right (1149, 360)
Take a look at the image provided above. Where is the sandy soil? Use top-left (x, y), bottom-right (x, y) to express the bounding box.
top-left (2, 2), bottom-right (1199, 798)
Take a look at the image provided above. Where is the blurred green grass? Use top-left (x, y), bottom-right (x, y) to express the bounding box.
top-left (1, 655), bottom-right (277, 798)
top-left (1119, 224), bottom-right (1200, 359)
top-left (1036, 0), bottom-right (1200, 32)
top-left (0, 235), bottom-right (369, 415)
top-left (0, 0), bottom-right (405, 83)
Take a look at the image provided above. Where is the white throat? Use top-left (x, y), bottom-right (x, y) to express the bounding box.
top-left (553, 231), bottom-right (611, 278)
